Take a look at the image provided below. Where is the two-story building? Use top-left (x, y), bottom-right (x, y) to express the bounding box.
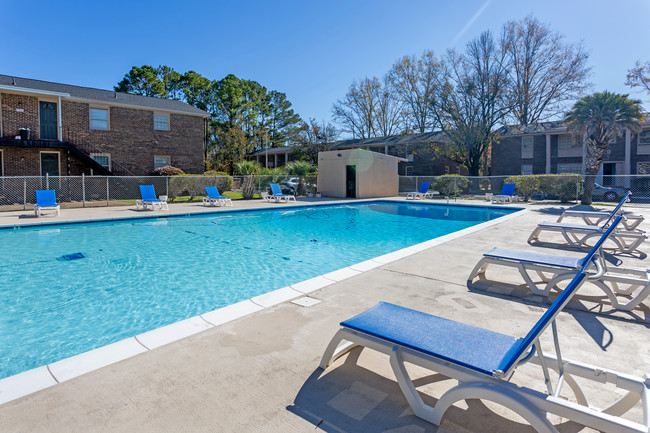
top-left (491, 119), bottom-right (650, 186)
top-left (0, 74), bottom-right (209, 177)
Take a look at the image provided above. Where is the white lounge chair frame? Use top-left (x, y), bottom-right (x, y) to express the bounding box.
top-left (202, 196), bottom-right (233, 207)
top-left (558, 210), bottom-right (644, 231)
top-left (34, 203), bottom-right (60, 217)
top-left (528, 222), bottom-right (646, 254)
top-left (556, 192), bottom-right (643, 231)
top-left (321, 216), bottom-right (650, 432)
top-left (135, 199), bottom-right (168, 211)
top-left (406, 182), bottom-right (434, 200)
top-left (468, 247), bottom-right (650, 311)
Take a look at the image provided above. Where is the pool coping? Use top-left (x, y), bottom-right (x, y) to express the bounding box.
top-left (0, 200), bottom-right (527, 405)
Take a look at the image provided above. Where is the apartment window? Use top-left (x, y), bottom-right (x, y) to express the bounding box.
top-left (558, 134), bottom-right (580, 150)
top-left (521, 136), bottom-right (534, 158)
top-left (638, 162), bottom-right (650, 175)
top-left (444, 166), bottom-right (450, 175)
top-left (521, 164), bottom-right (533, 175)
top-left (154, 113), bottom-right (170, 131)
top-left (90, 108), bottom-right (109, 130)
top-left (154, 155), bottom-right (171, 169)
top-left (557, 163), bottom-right (582, 174)
top-left (640, 130), bottom-right (650, 146)
top-left (90, 153), bottom-right (111, 170)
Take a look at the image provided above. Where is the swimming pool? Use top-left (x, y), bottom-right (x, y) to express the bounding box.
top-left (0, 201), bottom-right (518, 379)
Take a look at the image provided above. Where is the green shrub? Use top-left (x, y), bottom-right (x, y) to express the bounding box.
top-left (539, 174), bottom-right (582, 203)
top-left (431, 174), bottom-right (469, 196)
top-left (504, 175), bottom-right (540, 202)
top-left (204, 171), bottom-right (233, 192)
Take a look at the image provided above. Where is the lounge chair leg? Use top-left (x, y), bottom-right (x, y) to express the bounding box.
top-left (390, 346), bottom-right (435, 422)
top-left (432, 382), bottom-right (558, 433)
top-left (319, 330), bottom-right (361, 369)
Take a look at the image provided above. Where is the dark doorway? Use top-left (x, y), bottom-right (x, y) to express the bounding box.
top-left (346, 165), bottom-right (356, 198)
top-left (41, 152), bottom-right (59, 177)
top-left (39, 102), bottom-right (58, 140)
top-left (602, 163), bottom-right (616, 186)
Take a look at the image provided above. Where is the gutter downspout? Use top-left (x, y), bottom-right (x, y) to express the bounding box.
top-left (57, 96), bottom-right (63, 141)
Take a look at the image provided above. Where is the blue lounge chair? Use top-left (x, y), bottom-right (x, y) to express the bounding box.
top-left (203, 186), bottom-right (233, 207)
top-left (491, 183), bottom-right (518, 204)
top-left (320, 216), bottom-right (650, 432)
top-left (270, 183), bottom-right (296, 202)
top-left (406, 182), bottom-right (433, 200)
top-left (469, 219), bottom-right (650, 311)
top-left (136, 185), bottom-right (168, 211)
top-left (528, 191), bottom-right (647, 254)
top-left (557, 192), bottom-right (643, 231)
top-left (34, 190), bottom-right (60, 217)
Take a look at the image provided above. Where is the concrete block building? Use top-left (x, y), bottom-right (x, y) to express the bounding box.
top-left (0, 74), bottom-right (209, 176)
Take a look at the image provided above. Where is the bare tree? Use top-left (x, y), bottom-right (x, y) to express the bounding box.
top-left (501, 15), bottom-right (591, 125)
top-left (291, 118), bottom-right (338, 164)
top-left (374, 76), bottom-right (404, 137)
top-left (388, 50), bottom-right (441, 133)
top-left (626, 60), bottom-right (650, 95)
top-left (431, 31), bottom-right (511, 176)
top-left (332, 77), bottom-right (380, 138)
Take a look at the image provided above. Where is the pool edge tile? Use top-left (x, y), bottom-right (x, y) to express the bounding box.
top-left (251, 287), bottom-right (303, 308)
top-left (136, 317), bottom-right (213, 350)
top-left (290, 276), bottom-right (334, 294)
top-left (201, 300), bottom-right (264, 327)
top-left (0, 366), bottom-right (57, 405)
top-left (321, 267), bottom-right (362, 282)
top-left (48, 338), bottom-right (148, 383)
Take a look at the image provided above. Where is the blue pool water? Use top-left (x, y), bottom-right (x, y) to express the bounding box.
top-left (0, 201), bottom-right (517, 379)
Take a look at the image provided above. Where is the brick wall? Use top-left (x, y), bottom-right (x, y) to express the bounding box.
top-left (1, 94), bottom-right (40, 139)
top-left (491, 136), bottom-right (522, 176)
top-left (61, 101), bottom-right (204, 175)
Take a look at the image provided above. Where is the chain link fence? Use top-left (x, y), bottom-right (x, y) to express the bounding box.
top-left (399, 174), bottom-right (650, 205)
top-left (0, 174), bottom-right (320, 211)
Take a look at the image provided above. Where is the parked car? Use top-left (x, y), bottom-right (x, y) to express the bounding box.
top-left (589, 183), bottom-right (627, 202)
top-left (281, 177), bottom-right (316, 194)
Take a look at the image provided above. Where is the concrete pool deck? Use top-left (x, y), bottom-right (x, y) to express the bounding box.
top-left (0, 198), bottom-right (649, 432)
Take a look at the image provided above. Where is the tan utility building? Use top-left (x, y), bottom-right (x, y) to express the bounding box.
top-left (317, 149), bottom-right (405, 198)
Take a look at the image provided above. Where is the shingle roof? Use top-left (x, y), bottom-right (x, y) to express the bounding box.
top-left (497, 121), bottom-right (567, 136)
top-left (0, 74), bottom-right (209, 117)
top-left (332, 131), bottom-right (449, 148)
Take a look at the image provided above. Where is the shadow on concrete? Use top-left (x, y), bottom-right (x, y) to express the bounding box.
top-left (287, 349), bottom-right (584, 433)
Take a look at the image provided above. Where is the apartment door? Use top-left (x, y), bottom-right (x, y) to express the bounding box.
top-left (346, 165), bottom-right (356, 198)
top-left (39, 102), bottom-right (58, 140)
top-left (41, 152), bottom-right (59, 177)
top-left (602, 162), bottom-right (616, 186)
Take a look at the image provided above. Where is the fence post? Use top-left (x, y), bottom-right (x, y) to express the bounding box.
top-left (45, 173), bottom-right (49, 190)
top-left (454, 176), bottom-right (458, 198)
top-left (576, 175), bottom-right (580, 204)
top-left (82, 173), bottom-right (86, 208)
top-left (106, 177), bottom-right (110, 207)
top-left (23, 178), bottom-right (27, 211)
top-left (166, 176), bottom-right (169, 197)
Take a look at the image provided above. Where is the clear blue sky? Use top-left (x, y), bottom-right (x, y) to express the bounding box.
top-left (2, 0), bottom-right (649, 128)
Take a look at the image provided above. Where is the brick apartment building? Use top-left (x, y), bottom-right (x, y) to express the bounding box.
top-left (0, 74), bottom-right (209, 177)
top-left (491, 119), bottom-right (650, 186)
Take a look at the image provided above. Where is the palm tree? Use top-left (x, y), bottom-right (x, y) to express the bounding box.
top-left (234, 160), bottom-right (261, 199)
top-left (564, 91), bottom-right (643, 204)
top-left (285, 161), bottom-right (317, 196)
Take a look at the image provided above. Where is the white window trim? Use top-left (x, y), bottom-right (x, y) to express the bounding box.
top-left (39, 150), bottom-right (61, 176)
top-left (0, 149), bottom-right (4, 176)
top-left (90, 152), bottom-right (111, 171)
top-left (639, 130), bottom-right (650, 147)
top-left (154, 155), bottom-right (171, 169)
top-left (153, 112), bottom-right (170, 131)
top-left (89, 107), bottom-right (110, 131)
top-left (521, 136), bottom-right (534, 159)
